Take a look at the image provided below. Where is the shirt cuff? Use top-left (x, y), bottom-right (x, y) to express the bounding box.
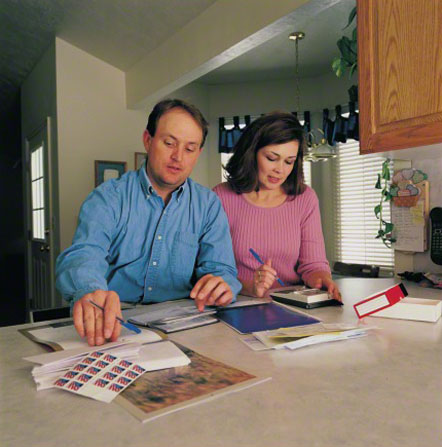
top-left (72, 286), bottom-right (108, 303)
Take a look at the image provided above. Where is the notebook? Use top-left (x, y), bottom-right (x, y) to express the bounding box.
top-left (217, 302), bottom-right (320, 334)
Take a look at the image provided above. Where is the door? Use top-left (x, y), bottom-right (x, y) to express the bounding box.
top-left (25, 118), bottom-right (58, 310)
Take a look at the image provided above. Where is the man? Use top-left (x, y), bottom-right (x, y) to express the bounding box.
top-left (56, 99), bottom-right (241, 346)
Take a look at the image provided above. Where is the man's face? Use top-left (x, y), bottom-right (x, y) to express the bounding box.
top-left (143, 108), bottom-right (203, 198)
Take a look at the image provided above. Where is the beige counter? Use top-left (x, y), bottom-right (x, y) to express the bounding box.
top-left (1, 279), bottom-right (441, 447)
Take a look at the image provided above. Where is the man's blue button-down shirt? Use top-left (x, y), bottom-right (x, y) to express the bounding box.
top-left (56, 165), bottom-right (241, 304)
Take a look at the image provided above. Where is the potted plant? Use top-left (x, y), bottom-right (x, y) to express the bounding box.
top-left (332, 6), bottom-right (358, 102)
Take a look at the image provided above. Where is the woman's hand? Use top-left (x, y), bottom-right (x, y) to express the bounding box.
top-left (303, 271), bottom-right (342, 302)
top-left (253, 259), bottom-right (277, 297)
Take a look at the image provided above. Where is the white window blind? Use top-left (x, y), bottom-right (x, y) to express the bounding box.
top-left (333, 140), bottom-right (394, 270)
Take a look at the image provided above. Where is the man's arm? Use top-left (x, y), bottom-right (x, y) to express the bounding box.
top-left (190, 194), bottom-right (241, 310)
top-left (56, 185), bottom-right (122, 345)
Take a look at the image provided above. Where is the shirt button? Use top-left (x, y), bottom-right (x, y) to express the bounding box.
top-left (152, 261), bottom-right (157, 266)
top-left (157, 235), bottom-right (162, 240)
top-left (148, 287), bottom-right (152, 291)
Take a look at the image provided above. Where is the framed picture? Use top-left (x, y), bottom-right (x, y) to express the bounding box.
top-left (135, 152), bottom-right (146, 170)
top-left (95, 160), bottom-right (127, 187)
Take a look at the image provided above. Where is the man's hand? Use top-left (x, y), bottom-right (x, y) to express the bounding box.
top-left (304, 271), bottom-right (342, 302)
top-left (72, 290), bottom-right (122, 346)
top-left (190, 274), bottom-right (233, 311)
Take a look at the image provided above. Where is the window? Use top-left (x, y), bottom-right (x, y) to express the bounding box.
top-left (31, 145), bottom-right (46, 240)
top-left (333, 140), bottom-right (394, 270)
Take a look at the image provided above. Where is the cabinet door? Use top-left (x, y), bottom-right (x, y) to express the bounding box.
top-left (358, 0), bottom-right (442, 154)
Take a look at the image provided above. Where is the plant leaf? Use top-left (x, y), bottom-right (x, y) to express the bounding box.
top-left (350, 39), bottom-right (358, 56)
top-left (349, 62), bottom-right (358, 78)
top-left (375, 174), bottom-right (381, 189)
top-left (337, 37), bottom-right (354, 63)
top-left (374, 204), bottom-right (381, 218)
top-left (332, 56), bottom-right (342, 72)
top-left (343, 6), bottom-right (357, 30)
top-left (352, 27), bottom-right (357, 42)
top-left (381, 161), bottom-right (390, 180)
top-left (383, 191), bottom-right (393, 201)
top-left (384, 223), bottom-right (394, 234)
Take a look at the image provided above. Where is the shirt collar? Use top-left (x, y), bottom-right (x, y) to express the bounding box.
top-left (138, 160), bottom-right (188, 199)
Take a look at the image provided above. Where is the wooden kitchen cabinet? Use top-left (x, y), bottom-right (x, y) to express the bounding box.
top-left (358, 0), bottom-right (442, 154)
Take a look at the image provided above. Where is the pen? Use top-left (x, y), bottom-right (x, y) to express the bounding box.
top-left (87, 300), bottom-right (142, 334)
top-left (249, 248), bottom-right (285, 286)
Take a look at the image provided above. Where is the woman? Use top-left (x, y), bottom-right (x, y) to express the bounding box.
top-left (213, 112), bottom-right (341, 300)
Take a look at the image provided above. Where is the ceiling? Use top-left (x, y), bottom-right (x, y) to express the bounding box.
top-left (0, 0), bottom-right (216, 116)
top-left (198, 0), bottom-right (355, 84)
top-left (0, 0), bottom-right (355, 117)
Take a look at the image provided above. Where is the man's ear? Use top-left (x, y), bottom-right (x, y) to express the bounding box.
top-left (142, 130), bottom-right (152, 152)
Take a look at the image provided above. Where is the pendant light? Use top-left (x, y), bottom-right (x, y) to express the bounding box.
top-left (289, 31), bottom-right (336, 162)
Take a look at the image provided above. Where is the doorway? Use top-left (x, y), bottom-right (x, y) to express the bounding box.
top-left (24, 117), bottom-right (61, 312)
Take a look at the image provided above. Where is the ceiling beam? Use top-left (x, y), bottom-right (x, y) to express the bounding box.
top-left (125, 0), bottom-right (340, 109)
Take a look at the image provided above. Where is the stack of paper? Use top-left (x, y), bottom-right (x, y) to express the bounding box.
top-left (21, 323), bottom-right (191, 390)
top-left (241, 323), bottom-right (374, 351)
top-left (128, 299), bottom-right (218, 333)
top-left (25, 341), bottom-right (143, 390)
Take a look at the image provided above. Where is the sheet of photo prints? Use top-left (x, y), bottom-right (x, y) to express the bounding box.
top-left (54, 350), bottom-right (146, 403)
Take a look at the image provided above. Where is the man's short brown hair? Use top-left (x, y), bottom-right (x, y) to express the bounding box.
top-left (146, 99), bottom-right (209, 147)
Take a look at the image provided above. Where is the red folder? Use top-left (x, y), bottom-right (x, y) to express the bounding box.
top-left (353, 283), bottom-right (408, 318)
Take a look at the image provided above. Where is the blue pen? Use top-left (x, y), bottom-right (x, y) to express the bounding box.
top-left (88, 300), bottom-right (142, 334)
top-left (249, 248), bottom-right (285, 286)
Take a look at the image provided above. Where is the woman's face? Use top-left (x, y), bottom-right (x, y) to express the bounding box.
top-left (256, 140), bottom-right (299, 191)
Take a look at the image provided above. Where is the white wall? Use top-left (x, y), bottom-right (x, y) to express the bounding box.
top-left (167, 83), bottom-right (211, 186)
top-left (55, 38), bottom-right (147, 250)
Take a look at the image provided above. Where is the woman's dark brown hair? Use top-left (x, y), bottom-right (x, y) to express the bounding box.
top-left (224, 111), bottom-right (306, 196)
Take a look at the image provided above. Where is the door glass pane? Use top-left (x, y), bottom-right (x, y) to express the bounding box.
top-left (31, 145), bottom-right (45, 240)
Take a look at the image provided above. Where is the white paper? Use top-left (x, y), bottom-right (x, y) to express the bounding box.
top-left (136, 341), bottom-right (190, 370)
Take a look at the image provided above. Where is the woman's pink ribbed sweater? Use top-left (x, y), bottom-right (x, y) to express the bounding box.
top-left (213, 182), bottom-right (330, 287)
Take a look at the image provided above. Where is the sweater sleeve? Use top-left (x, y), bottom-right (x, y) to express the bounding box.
top-left (296, 188), bottom-right (331, 281)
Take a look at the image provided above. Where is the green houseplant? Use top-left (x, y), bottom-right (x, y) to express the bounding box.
top-left (374, 159), bottom-right (396, 248)
top-left (332, 6), bottom-right (358, 102)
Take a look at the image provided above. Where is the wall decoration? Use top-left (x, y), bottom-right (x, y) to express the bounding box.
top-left (390, 168), bottom-right (429, 253)
top-left (134, 152), bottom-right (146, 170)
top-left (95, 160), bottom-right (127, 186)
